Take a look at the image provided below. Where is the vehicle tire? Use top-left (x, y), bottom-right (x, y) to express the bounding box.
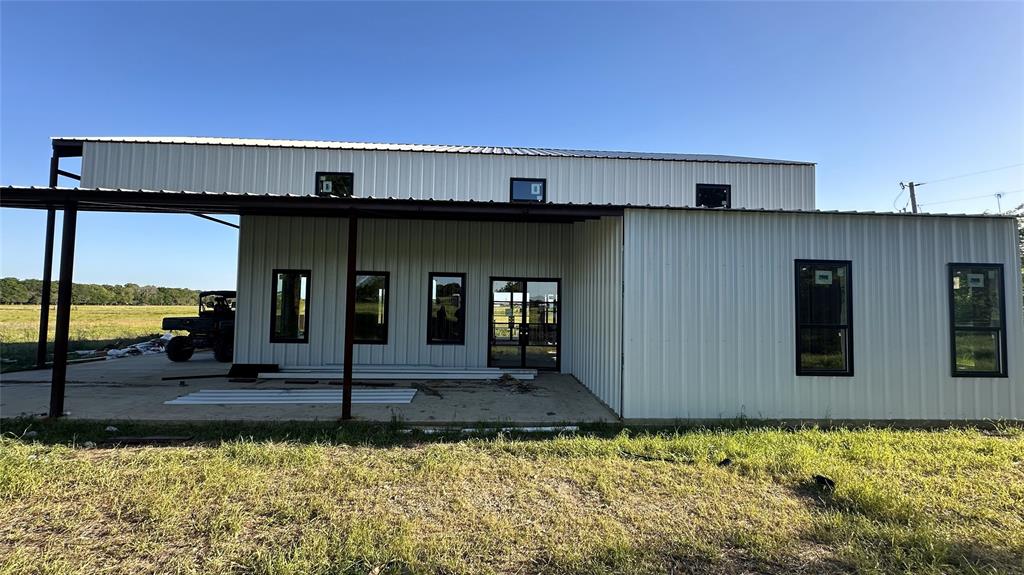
top-left (166, 336), bottom-right (195, 362)
top-left (213, 337), bottom-right (233, 363)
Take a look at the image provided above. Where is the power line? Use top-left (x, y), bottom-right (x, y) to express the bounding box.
top-left (919, 162), bottom-right (1024, 186)
top-left (918, 188), bottom-right (1024, 207)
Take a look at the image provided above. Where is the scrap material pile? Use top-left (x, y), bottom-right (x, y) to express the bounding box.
top-left (104, 333), bottom-right (173, 358)
top-left (68, 333), bottom-right (174, 361)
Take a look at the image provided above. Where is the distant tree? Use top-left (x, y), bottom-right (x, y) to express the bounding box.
top-left (0, 277), bottom-right (30, 304)
top-left (0, 278), bottom-right (200, 305)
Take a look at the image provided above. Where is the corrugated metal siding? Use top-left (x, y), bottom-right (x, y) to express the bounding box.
top-left (566, 217), bottom-right (623, 412)
top-left (235, 216), bottom-right (573, 368)
top-left (622, 209), bottom-right (1024, 421)
top-left (61, 135), bottom-right (813, 164)
top-left (81, 141), bottom-right (815, 210)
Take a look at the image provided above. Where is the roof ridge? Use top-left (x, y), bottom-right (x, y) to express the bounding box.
top-left (50, 135), bottom-right (815, 166)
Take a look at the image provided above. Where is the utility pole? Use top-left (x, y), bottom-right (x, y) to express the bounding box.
top-left (900, 181), bottom-right (920, 214)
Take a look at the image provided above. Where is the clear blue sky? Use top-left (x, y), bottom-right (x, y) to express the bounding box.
top-left (2, 1), bottom-right (1022, 290)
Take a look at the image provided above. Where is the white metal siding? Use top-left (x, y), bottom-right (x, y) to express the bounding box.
top-left (81, 141), bottom-right (815, 210)
top-left (622, 209), bottom-right (1023, 421)
top-left (235, 216), bottom-right (573, 368)
top-left (566, 217), bottom-right (623, 412)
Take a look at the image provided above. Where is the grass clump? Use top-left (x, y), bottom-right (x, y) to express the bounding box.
top-left (0, 420), bottom-right (1021, 574)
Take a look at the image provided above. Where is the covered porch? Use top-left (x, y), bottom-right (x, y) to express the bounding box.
top-left (1, 177), bottom-right (623, 421)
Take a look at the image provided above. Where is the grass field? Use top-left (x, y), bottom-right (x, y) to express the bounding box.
top-left (1, 420), bottom-right (1022, 574)
top-left (0, 305), bottom-right (191, 372)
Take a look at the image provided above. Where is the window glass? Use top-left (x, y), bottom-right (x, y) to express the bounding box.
top-left (316, 172), bottom-right (354, 197)
top-left (272, 270), bottom-right (310, 342)
top-left (695, 184), bottom-right (731, 208)
top-left (510, 178), bottom-right (546, 202)
top-left (950, 265), bottom-right (1006, 376)
top-left (428, 273), bottom-right (465, 344)
top-left (795, 261), bottom-right (852, 375)
top-left (354, 272), bottom-right (388, 344)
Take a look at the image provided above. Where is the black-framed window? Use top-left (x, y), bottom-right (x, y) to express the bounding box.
top-left (949, 264), bottom-right (1008, 377)
top-left (428, 273), bottom-right (465, 344)
top-left (795, 260), bottom-right (853, 376)
top-left (695, 184), bottom-right (731, 208)
top-left (510, 178), bottom-right (546, 203)
top-left (315, 172), bottom-right (354, 197)
top-left (270, 269), bottom-right (311, 343)
top-left (354, 271), bottom-right (389, 344)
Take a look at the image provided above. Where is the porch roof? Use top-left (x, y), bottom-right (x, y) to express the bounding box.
top-left (0, 185), bottom-right (1013, 221)
top-left (0, 186), bottom-right (623, 222)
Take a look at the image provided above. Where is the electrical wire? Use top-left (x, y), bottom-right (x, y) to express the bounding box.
top-left (918, 188), bottom-right (1024, 207)
top-left (919, 162), bottom-right (1024, 186)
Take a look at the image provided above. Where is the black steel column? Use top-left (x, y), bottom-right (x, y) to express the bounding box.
top-left (341, 215), bottom-right (358, 420)
top-left (36, 155), bottom-right (60, 368)
top-left (48, 202), bottom-right (78, 418)
top-left (36, 207), bottom-right (56, 367)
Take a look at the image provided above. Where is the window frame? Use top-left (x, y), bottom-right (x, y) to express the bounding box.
top-left (314, 171), bottom-right (354, 197)
top-left (695, 183), bottom-right (732, 209)
top-left (426, 272), bottom-right (467, 345)
top-left (794, 259), bottom-right (854, 377)
top-left (947, 263), bottom-right (1008, 378)
top-left (509, 178), bottom-right (547, 203)
top-left (353, 270), bottom-right (390, 345)
top-left (269, 268), bottom-right (312, 344)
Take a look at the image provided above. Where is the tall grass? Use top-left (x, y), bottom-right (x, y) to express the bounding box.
top-left (0, 305), bottom-right (191, 371)
top-left (1, 421), bottom-right (1021, 574)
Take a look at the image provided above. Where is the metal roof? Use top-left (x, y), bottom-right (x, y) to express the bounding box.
top-left (51, 136), bottom-right (815, 166)
top-left (1, 186), bottom-right (1012, 220)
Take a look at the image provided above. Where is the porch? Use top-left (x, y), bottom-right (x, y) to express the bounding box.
top-left (0, 352), bottom-right (617, 423)
top-left (2, 180), bottom-right (624, 421)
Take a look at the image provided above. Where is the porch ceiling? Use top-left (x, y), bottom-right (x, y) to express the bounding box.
top-left (0, 186), bottom-right (622, 223)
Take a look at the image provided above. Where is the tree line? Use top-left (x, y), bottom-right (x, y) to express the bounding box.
top-left (0, 277), bottom-right (200, 305)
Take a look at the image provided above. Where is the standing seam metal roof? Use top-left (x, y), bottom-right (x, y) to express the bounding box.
top-left (52, 136), bottom-right (815, 166)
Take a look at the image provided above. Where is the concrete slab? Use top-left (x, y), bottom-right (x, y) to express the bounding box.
top-left (0, 353), bottom-right (617, 424)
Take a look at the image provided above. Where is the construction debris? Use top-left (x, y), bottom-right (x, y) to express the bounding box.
top-left (496, 373), bottom-right (536, 393)
top-left (105, 333), bottom-right (173, 358)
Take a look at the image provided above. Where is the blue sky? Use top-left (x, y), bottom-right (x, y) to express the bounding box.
top-left (2, 1), bottom-right (1022, 290)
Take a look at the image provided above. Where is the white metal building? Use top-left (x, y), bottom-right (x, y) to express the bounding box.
top-left (4, 136), bottom-right (1020, 421)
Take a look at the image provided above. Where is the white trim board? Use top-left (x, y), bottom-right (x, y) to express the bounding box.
top-left (165, 388), bottom-right (417, 405)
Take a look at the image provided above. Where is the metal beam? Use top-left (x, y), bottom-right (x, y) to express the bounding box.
top-left (36, 156), bottom-right (61, 368)
top-left (341, 216), bottom-right (357, 420)
top-left (49, 202), bottom-right (78, 418)
top-left (36, 208), bottom-right (56, 368)
top-left (191, 213), bottom-right (239, 229)
top-left (56, 169), bottom-right (81, 181)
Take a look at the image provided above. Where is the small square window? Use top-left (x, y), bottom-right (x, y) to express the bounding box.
top-left (695, 184), bottom-right (731, 208)
top-left (315, 172), bottom-right (354, 197)
top-left (510, 178), bottom-right (546, 202)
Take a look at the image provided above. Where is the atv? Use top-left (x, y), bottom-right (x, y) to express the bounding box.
top-left (161, 290), bottom-right (236, 363)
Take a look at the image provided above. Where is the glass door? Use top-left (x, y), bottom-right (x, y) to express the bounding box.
top-left (489, 278), bottom-right (560, 370)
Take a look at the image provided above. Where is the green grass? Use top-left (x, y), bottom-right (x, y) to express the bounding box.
top-left (0, 305), bottom-right (191, 372)
top-left (1, 420), bottom-right (1022, 574)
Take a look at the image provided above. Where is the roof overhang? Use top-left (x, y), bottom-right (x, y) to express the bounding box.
top-left (0, 186), bottom-right (623, 223)
top-left (2, 186), bottom-right (1011, 222)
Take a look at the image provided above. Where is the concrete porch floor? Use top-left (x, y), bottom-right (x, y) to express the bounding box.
top-left (0, 352), bottom-right (618, 424)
